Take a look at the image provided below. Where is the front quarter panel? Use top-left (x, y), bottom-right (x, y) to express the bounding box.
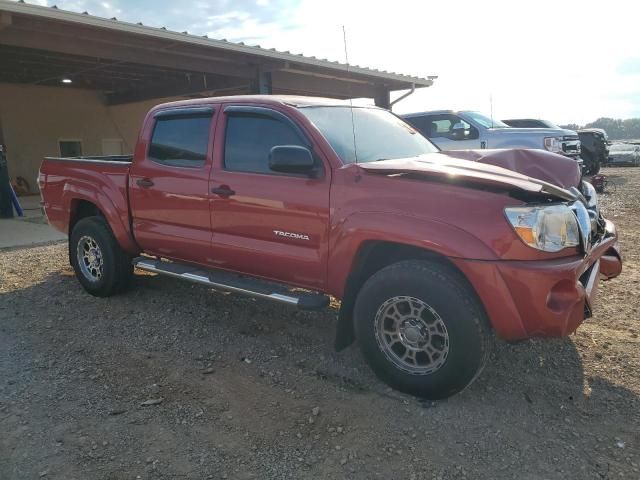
top-left (326, 167), bottom-right (583, 298)
top-left (327, 210), bottom-right (499, 297)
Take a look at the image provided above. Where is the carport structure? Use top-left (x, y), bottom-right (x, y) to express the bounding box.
top-left (0, 0), bottom-right (435, 192)
top-left (0, 0), bottom-right (433, 106)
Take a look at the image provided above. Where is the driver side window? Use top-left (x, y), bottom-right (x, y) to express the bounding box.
top-left (224, 113), bottom-right (305, 174)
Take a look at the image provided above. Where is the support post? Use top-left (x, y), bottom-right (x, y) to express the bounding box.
top-left (0, 12), bottom-right (11, 31)
top-left (257, 70), bottom-right (273, 95)
top-left (374, 86), bottom-right (391, 109)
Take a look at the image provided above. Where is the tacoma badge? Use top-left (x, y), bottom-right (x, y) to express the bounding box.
top-left (273, 230), bottom-right (310, 241)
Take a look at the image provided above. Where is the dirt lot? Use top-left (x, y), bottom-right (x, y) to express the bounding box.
top-left (1, 167), bottom-right (639, 480)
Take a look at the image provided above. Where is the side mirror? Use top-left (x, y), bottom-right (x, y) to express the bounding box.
top-left (452, 122), bottom-right (466, 131)
top-left (269, 145), bottom-right (314, 174)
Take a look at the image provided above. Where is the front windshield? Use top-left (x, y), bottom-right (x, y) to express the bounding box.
top-left (463, 111), bottom-right (510, 129)
top-left (542, 120), bottom-right (560, 129)
top-left (299, 106), bottom-right (438, 164)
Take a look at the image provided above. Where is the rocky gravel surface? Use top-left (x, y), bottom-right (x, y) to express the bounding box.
top-left (1, 167), bottom-right (639, 480)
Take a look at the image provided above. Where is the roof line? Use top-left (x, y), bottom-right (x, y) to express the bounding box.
top-left (0, 0), bottom-right (436, 87)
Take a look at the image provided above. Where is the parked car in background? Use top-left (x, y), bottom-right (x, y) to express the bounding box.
top-left (608, 142), bottom-right (640, 166)
top-left (503, 119), bottom-right (609, 174)
top-left (402, 110), bottom-right (582, 168)
top-left (39, 96), bottom-right (622, 400)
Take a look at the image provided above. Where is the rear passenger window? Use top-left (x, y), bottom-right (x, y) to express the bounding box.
top-left (148, 115), bottom-right (212, 168)
top-left (224, 114), bottom-right (305, 174)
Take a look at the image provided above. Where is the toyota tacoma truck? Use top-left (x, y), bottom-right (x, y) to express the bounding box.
top-left (39, 96), bottom-right (622, 400)
top-left (402, 110), bottom-right (582, 166)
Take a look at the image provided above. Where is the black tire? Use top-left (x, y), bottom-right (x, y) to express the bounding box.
top-left (69, 216), bottom-right (133, 297)
top-left (354, 260), bottom-right (491, 399)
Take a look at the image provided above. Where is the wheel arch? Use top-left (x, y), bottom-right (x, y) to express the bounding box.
top-left (69, 199), bottom-right (104, 234)
top-left (334, 240), bottom-right (488, 351)
top-left (63, 190), bottom-right (139, 254)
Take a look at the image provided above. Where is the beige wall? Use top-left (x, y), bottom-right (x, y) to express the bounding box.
top-left (0, 83), bottom-right (182, 192)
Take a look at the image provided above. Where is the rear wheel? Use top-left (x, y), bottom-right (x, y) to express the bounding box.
top-left (354, 260), bottom-right (491, 399)
top-left (69, 216), bottom-right (133, 297)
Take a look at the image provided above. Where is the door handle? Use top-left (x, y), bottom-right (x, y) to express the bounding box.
top-left (211, 185), bottom-right (236, 198)
top-left (136, 178), bottom-right (154, 188)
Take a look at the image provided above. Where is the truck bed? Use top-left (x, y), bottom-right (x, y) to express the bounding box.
top-left (39, 155), bottom-right (133, 247)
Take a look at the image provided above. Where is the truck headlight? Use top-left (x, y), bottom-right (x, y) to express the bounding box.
top-left (544, 136), bottom-right (563, 153)
top-left (582, 180), bottom-right (597, 209)
top-left (505, 204), bottom-right (580, 252)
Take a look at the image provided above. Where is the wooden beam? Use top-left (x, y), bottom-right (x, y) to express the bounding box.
top-left (0, 26), bottom-right (259, 79)
top-left (105, 74), bottom-right (248, 105)
top-left (0, 12), bottom-right (11, 31)
top-left (270, 70), bottom-right (377, 99)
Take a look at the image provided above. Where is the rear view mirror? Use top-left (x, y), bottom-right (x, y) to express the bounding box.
top-left (269, 145), bottom-right (314, 174)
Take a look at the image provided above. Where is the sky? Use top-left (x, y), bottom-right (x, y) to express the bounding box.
top-left (27, 0), bottom-right (640, 124)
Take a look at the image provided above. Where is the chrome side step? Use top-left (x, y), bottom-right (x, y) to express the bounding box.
top-left (133, 257), bottom-right (330, 310)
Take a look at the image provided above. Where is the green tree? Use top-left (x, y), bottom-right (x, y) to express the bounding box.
top-left (561, 118), bottom-right (640, 139)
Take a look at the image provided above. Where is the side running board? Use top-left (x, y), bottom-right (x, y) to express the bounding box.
top-left (133, 257), bottom-right (330, 311)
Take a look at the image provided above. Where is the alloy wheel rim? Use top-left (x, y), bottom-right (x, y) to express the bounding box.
top-left (77, 235), bottom-right (103, 282)
top-left (374, 296), bottom-right (450, 375)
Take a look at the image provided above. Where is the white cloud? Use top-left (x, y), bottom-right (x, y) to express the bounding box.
top-left (223, 0), bottom-right (640, 124)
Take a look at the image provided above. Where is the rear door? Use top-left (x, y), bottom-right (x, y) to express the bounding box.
top-left (129, 106), bottom-right (216, 264)
top-left (208, 105), bottom-right (330, 290)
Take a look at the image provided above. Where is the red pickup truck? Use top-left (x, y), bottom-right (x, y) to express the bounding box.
top-left (39, 95), bottom-right (622, 399)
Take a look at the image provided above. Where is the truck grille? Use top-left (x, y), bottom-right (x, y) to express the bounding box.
top-left (561, 136), bottom-right (581, 155)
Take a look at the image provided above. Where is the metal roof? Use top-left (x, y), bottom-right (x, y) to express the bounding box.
top-left (0, 0), bottom-right (436, 88)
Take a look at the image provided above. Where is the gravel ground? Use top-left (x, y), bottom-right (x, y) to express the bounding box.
top-left (1, 167), bottom-right (639, 480)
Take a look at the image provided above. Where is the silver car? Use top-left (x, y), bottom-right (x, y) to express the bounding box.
top-left (402, 110), bottom-right (581, 163)
top-left (608, 143), bottom-right (640, 166)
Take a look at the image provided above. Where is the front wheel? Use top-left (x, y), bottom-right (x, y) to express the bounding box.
top-left (69, 216), bottom-right (133, 297)
top-left (354, 260), bottom-right (491, 399)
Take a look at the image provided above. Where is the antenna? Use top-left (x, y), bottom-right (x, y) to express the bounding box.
top-left (342, 25), bottom-right (358, 163)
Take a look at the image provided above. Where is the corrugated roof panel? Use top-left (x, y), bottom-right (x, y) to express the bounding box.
top-left (0, 0), bottom-right (436, 87)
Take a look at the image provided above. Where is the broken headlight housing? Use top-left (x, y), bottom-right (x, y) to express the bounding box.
top-left (505, 204), bottom-right (580, 252)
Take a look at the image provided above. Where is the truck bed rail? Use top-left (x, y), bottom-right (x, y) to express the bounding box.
top-left (44, 155), bottom-right (133, 165)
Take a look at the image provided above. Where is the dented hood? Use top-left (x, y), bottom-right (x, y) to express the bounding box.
top-left (358, 149), bottom-right (581, 201)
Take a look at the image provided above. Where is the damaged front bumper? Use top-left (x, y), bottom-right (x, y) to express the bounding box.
top-left (452, 219), bottom-right (622, 340)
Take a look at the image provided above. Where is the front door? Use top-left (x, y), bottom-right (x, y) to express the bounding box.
top-left (129, 107), bottom-right (215, 264)
top-left (208, 106), bottom-right (330, 290)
